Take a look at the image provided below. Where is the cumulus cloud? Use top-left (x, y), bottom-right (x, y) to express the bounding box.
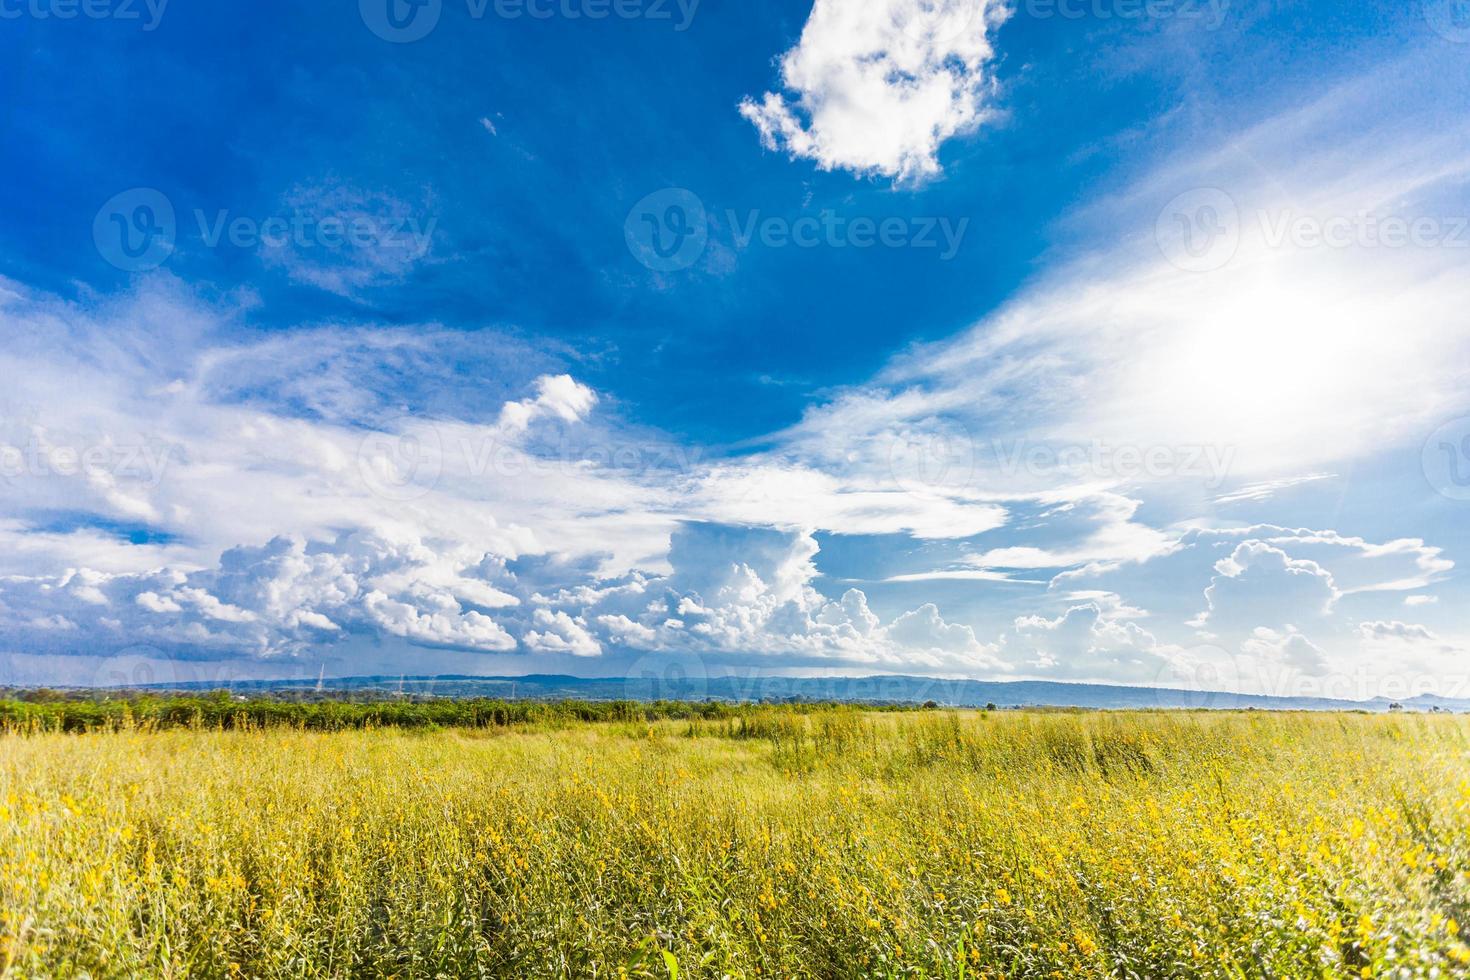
top-left (886, 603), bottom-right (991, 658)
top-left (0, 281), bottom-right (1032, 682)
top-left (3, 53), bottom-right (1468, 697)
top-left (532, 522), bottom-right (1005, 672)
top-left (740, 0), bottom-right (1003, 182)
top-left (497, 374), bottom-right (598, 433)
top-left (1070, 525), bottom-right (1452, 603)
top-left (1003, 601), bottom-right (1166, 681)
top-left (523, 609), bottom-right (601, 657)
top-left (0, 532), bottom-right (523, 659)
top-left (362, 591), bottom-right (516, 652)
top-left (1240, 626), bottom-right (1329, 676)
top-left (1194, 541), bottom-right (1338, 631)
top-left (1351, 620), bottom-right (1458, 666)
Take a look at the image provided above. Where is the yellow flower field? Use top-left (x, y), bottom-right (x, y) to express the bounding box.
top-left (2, 710), bottom-right (1469, 977)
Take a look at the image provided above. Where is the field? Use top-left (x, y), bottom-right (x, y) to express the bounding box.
top-left (2, 709), bottom-right (1469, 978)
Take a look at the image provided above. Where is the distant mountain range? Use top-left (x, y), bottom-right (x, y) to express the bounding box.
top-left (104, 672), bottom-right (1470, 713)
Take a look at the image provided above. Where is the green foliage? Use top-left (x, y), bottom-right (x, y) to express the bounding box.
top-left (0, 692), bottom-right (770, 734)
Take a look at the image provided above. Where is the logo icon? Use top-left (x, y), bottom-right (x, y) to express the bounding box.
top-left (1423, 417), bottom-right (1470, 501)
top-left (1156, 187), bottom-right (1240, 272)
top-left (93, 188), bottom-right (176, 272)
top-left (886, 418), bottom-right (976, 494)
top-left (624, 188), bottom-right (708, 272)
top-left (1151, 645), bottom-right (1249, 709)
top-left (1425, 0), bottom-right (1470, 42)
top-left (623, 652), bottom-right (709, 702)
top-left (360, 0), bottom-right (442, 43)
top-left (356, 418), bottom-right (444, 501)
top-left (89, 645), bottom-right (178, 691)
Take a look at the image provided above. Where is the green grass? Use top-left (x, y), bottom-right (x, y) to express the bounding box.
top-left (2, 710), bottom-right (1468, 977)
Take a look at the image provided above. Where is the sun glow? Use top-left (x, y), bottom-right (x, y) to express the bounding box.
top-left (1095, 236), bottom-right (1467, 475)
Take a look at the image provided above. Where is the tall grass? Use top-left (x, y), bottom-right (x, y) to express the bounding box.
top-left (2, 711), bottom-right (1468, 977)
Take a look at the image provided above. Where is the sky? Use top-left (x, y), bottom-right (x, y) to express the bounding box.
top-left (1, 0), bottom-right (1468, 699)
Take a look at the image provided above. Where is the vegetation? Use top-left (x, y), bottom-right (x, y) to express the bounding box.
top-left (2, 709), bottom-right (1468, 977)
top-left (0, 691), bottom-right (754, 734)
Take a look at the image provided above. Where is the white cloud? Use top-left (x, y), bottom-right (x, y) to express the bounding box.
top-left (1213, 474), bottom-right (1335, 505)
top-left (886, 603), bottom-right (992, 659)
top-left (596, 613), bottom-right (658, 645)
top-left (1356, 620), bottom-right (1437, 643)
top-left (362, 590), bottom-right (516, 652)
top-left (523, 609), bottom-right (601, 657)
top-left (1240, 626), bottom-right (1329, 676)
top-left (1003, 601), bottom-right (1166, 681)
top-left (135, 591), bottom-right (182, 614)
top-left (0, 283), bottom-right (1015, 679)
top-left (775, 60), bottom-right (1470, 482)
top-left (0, 532), bottom-right (525, 659)
top-left (690, 462), bottom-right (1007, 540)
top-left (497, 374), bottom-right (598, 433)
top-left (740, 0), bottom-right (1003, 182)
top-left (539, 523), bottom-right (1006, 672)
top-left (1195, 541), bottom-right (1338, 631)
top-left (3, 55), bottom-right (1468, 695)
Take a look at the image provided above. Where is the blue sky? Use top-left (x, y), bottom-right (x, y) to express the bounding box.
top-left (1, 0), bottom-right (1468, 697)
